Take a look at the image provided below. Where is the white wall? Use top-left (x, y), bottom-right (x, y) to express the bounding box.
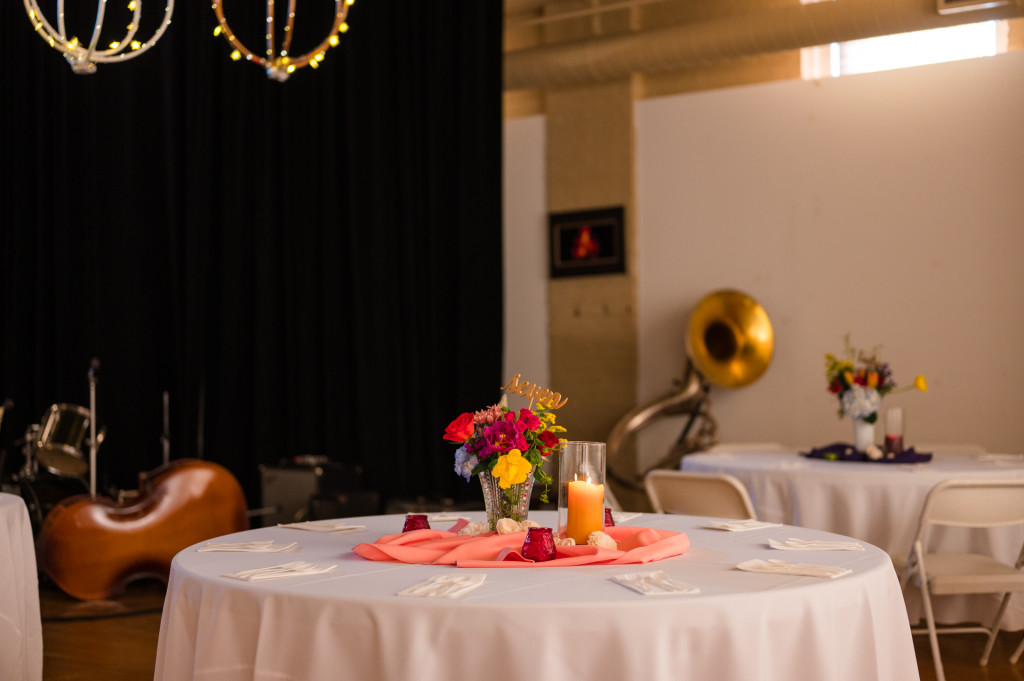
top-left (502, 115), bottom-right (549, 390)
top-left (504, 50), bottom-right (1024, 468)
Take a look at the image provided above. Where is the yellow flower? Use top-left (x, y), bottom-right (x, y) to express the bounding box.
top-left (492, 449), bottom-right (532, 489)
top-left (913, 375), bottom-right (928, 392)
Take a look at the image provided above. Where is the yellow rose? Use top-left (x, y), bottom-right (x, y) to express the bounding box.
top-left (491, 449), bottom-right (532, 489)
top-left (913, 375), bottom-right (928, 392)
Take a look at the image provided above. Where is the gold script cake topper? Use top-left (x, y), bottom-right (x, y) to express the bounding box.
top-left (500, 373), bottom-right (568, 411)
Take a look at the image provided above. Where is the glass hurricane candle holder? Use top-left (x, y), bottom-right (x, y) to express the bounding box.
top-left (558, 441), bottom-right (606, 544)
top-left (885, 407), bottom-right (904, 457)
top-left (521, 526), bottom-right (556, 562)
top-left (402, 514), bottom-right (430, 532)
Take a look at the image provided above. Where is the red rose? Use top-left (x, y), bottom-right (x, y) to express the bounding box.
top-left (443, 413), bottom-right (475, 443)
top-left (538, 430), bottom-right (559, 452)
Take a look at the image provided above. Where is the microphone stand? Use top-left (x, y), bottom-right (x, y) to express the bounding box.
top-left (88, 359), bottom-right (99, 499)
top-left (161, 390), bottom-right (170, 466)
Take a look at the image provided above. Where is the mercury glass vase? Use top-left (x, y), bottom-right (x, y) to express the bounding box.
top-left (479, 469), bottom-right (534, 531)
top-left (852, 416), bottom-right (876, 452)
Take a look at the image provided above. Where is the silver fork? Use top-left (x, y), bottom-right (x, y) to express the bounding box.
top-left (232, 561), bottom-right (314, 577)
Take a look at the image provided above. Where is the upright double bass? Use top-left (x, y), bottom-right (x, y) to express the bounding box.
top-left (36, 458), bottom-right (249, 601)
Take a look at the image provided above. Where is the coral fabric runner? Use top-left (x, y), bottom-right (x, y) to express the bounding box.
top-left (352, 521), bottom-right (689, 567)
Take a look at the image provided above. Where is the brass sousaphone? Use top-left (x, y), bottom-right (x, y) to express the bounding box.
top-left (607, 289), bottom-right (773, 489)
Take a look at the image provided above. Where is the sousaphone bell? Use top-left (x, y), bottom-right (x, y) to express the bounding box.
top-left (607, 289), bottom-right (773, 489)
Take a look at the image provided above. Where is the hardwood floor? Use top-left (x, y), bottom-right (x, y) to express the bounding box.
top-left (41, 579), bottom-right (164, 681)
top-left (39, 578), bottom-right (1024, 681)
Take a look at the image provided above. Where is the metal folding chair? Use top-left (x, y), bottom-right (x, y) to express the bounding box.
top-left (643, 469), bottom-right (756, 520)
top-left (898, 478), bottom-right (1024, 681)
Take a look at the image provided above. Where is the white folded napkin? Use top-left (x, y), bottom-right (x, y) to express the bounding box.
top-left (768, 537), bottom-right (864, 552)
top-left (612, 571), bottom-right (700, 596)
top-left (277, 521), bottom-right (366, 533)
top-left (199, 540), bottom-right (299, 553)
top-left (735, 559), bottom-right (851, 579)
top-left (975, 454), bottom-right (1024, 465)
top-left (611, 511), bottom-right (642, 524)
top-left (706, 519), bottom-right (783, 532)
top-left (427, 512), bottom-right (470, 522)
top-left (224, 561), bottom-right (337, 581)
top-left (397, 573), bottom-right (486, 599)
top-left (773, 460), bottom-right (809, 470)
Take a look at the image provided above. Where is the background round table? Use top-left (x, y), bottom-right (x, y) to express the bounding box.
top-left (0, 492), bottom-right (43, 681)
top-left (155, 510), bottom-right (917, 681)
top-left (682, 443), bottom-right (1024, 629)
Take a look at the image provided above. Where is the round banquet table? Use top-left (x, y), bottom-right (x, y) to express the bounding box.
top-left (154, 511), bottom-right (919, 681)
top-left (682, 443), bottom-right (1024, 629)
top-left (0, 492), bottom-right (43, 681)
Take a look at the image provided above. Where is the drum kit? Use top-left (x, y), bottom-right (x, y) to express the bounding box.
top-left (1, 362), bottom-right (105, 534)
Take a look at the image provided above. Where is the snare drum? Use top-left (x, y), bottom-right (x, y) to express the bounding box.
top-left (35, 403), bottom-right (90, 477)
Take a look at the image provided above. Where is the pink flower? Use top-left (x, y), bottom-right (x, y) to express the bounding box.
top-left (516, 408), bottom-right (541, 431)
top-left (484, 420), bottom-right (527, 454)
top-left (473, 404), bottom-right (505, 426)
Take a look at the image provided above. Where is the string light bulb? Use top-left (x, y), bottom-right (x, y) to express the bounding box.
top-left (24, 0), bottom-right (174, 74)
top-left (211, 0), bottom-right (353, 82)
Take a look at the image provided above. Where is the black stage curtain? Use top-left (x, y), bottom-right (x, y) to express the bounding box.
top-left (0, 1), bottom-right (503, 511)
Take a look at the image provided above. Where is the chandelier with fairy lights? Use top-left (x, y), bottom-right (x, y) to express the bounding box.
top-left (211, 0), bottom-right (354, 82)
top-left (24, 0), bottom-right (174, 74)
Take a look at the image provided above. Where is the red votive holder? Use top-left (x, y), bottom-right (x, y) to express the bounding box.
top-left (521, 527), bottom-right (556, 562)
top-left (604, 507), bottom-right (615, 527)
top-left (402, 514), bottom-right (430, 532)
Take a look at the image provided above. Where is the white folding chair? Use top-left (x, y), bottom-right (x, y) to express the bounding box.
top-left (643, 470), bottom-right (756, 520)
top-left (898, 478), bottom-right (1024, 681)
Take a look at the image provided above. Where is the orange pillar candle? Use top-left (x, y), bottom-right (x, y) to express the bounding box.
top-left (566, 479), bottom-right (605, 544)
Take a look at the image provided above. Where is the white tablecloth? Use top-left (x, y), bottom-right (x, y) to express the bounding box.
top-left (682, 443), bottom-right (1024, 629)
top-left (155, 511), bottom-right (918, 681)
top-left (0, 493), bottom-right (43, 681)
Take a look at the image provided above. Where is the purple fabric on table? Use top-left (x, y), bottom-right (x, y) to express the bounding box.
top-left (801, 443), bottom-right (932, 464)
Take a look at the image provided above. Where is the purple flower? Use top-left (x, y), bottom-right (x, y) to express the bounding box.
top-left (453, 446), bottom-right (479, 481)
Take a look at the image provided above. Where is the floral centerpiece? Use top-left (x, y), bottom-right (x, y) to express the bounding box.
top-left (825, 334), bottom-right (927, 450)
top-left (444, 402), bottom-right (565, 530)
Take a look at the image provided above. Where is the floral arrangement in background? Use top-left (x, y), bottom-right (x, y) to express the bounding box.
top-left (443, 401), bottom-right (565, 503)
top-left (825, 334), bottom-right (927, 423)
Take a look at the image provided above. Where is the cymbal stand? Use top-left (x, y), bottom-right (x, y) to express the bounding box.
top-left (19, 424), bottom-right (40, 480)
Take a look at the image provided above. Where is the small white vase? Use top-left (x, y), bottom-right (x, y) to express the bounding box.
top-left (852, 417), bottom-right (876, 452)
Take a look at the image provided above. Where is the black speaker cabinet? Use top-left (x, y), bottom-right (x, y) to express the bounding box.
top-left (258, 458), bottom-right (378, 527)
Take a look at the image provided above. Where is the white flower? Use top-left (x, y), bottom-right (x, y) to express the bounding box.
top-left (840, 385), bottom-right (881, 420)
top-left (457, 521), bottom-right (489, 536)
top-left (453, 446), bottom-right (479, 481)
top-left (495, 518), bottom-right (522, 534)
top-left (587, 531), bottom-right (617, 549)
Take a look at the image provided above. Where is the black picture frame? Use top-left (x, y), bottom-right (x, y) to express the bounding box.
top-left (548, 206), bottom-right (625, 279)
